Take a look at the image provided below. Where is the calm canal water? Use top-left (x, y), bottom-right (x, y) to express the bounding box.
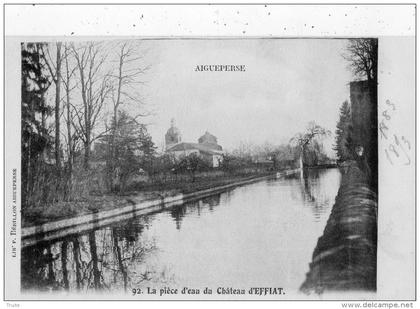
top-left (21, 168), bottom-right (341, 296)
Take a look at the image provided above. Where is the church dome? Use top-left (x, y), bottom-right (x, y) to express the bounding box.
top-left (198, 131), bottom-right (218, 145)
top-left (198, 131), bottom-right (222, 151)
top-left (166, 126), bottom-right (180, 136)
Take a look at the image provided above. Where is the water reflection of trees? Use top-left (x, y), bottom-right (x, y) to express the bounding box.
top-left (21, 217), bottom-right (158, 293)
top-left (22, 193), bottom-right (227, 293)
top-left (297, 169), bottom-right (336, 221)
top-left (170, 193), bottom-right (222, 230)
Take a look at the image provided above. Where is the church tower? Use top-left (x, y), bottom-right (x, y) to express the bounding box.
top-left (165, 118), bottom-right (182, 150)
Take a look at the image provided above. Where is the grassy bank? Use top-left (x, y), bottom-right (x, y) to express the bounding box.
top-left (22, 171), bottom-right (273, 228)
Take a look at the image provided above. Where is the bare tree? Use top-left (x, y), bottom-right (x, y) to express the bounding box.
top-left (109, 41), bottom-right (150, 136)
top-left (61, 43), bottom-right (80, 189)
top-left (41, 42), bottom-right (63, 172)
top-left (343, 38), bottom-right (378, 83)
top-left (71, 42), bottom-right (112, 168)
top-left (110, 42), bottom-right (149, 122)
top-left (290, 121), bottom-right (330, 169)
top-left (106, 41), bottom-right (150, 188)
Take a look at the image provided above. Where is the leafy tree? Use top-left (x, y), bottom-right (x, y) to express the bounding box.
top-left (333, 101), bottom-right (353, 162)
top-left (21, 43), bottom-right (53, 207)
top-left (290, 121), bottom-right (331, 168)
top-left (102, 110), bottom-right (156, 192)
top-left (175, 153), bottom-right (210, 182)
top-left (269, 144), bottom-right (300, 170)
top-left (144, 154), bottom-right (176, 183)
top-left (220, 153), bottom-right (250, 174)
top-left (304, 139), bottom-right (330, 166)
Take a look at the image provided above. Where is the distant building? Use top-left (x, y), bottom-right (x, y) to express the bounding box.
top-left (165, 118), bottom-right (182, 149)
top-left (165, 119), bottom-right (224, 167)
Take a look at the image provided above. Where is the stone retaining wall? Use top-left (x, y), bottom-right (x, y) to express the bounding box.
top-left (22, 169), bottom-right (300, 248)
top-left (300, 162), bottom-right (377, 293)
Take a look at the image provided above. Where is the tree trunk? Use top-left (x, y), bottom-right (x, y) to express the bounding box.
top-left (84, 140), bottom-right (90, 168)
top-left (66, 83), bottom-right (72, 174)
top-left (84, 115), bottom-right (91, 169)
top-left (108, 51), bottom-right (124, 191)
top-left (55, 42), bottom-right (62, 172)
top-left (64, 48), bottom-right (73, 197)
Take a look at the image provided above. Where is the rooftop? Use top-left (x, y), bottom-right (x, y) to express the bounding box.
top-left (167, 142), bottom-right (223, 155)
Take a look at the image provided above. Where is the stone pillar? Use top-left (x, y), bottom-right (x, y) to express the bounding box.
top-left (349, 80), bottom-right (378, 191)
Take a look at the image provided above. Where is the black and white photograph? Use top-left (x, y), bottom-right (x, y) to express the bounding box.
top-left (3, 4), bottom-right (416, 304)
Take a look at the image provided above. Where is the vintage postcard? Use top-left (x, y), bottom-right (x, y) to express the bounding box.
top-left (3, 4), bottom-right (416, 303)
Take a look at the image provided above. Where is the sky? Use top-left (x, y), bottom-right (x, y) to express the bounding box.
top-left (40, 38), bottom-right (353, 156)
top-left (136, 38), bottom-right (353, 156)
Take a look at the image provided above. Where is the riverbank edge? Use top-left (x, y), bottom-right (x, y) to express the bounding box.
top-left (300, 162), bottom-right (377, 293)
top-left (22, 168), bottom-right (300, 244)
